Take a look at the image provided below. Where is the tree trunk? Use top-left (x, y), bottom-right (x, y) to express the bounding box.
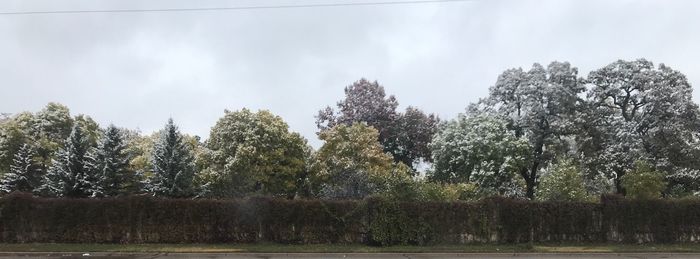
top-left (525, 178), bottom-right (536, 199)
top-left (525, 161), bottom-right (540, 199)
top-left (614, 170), bottom-right (626, 195)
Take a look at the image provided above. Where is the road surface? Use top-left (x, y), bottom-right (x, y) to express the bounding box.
top-left (0, 253), bottom-right (698, 259)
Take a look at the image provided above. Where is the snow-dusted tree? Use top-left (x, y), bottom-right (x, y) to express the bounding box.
top-left (204, 109), bottom-right (309, 198)
top-left (147, 118), bottom-right (195, 198)
top-left (122, 129), bottom-right (157, 183)
top-left (483, 61), bottom-right (585, 198)
top-left (0, 143), bottom-right (42, 193)
top-left (312, 123), bottom-right (405, 199)
top-left (91, 124), bottom-right (133, 197)
top-left (1, 103), bottom-right (102, 177)
top-left (316, 79), bottom-right (438, 168)
top-left (0, 112), bottom-right (32, 177)
top-left (581, 59), bottom-right (700, 194)
top-left (428, 112), bottom-right (528, 197)
top-left (666, 168), bottom-right (700, 197)
top-left (33, 103), bottom-right (74, 169)
top-left (41, 124), bottom-right (99, 197)
top-left (74, 114), bottom-right (102, 148)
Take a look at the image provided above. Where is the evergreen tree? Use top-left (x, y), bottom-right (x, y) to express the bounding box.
top-left (148, 118), bottom-right (195, 198)
top-left (0, 143), bottom-right (41, 193)
top-left (92, 124), bottom-right (132, 197)
top-left (41, 124), bottom-right (98, 197)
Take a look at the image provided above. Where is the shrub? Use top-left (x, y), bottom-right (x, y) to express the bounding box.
top-left (418, 182), bottom-right (479, 201)
top-left (536, 159), bottom-right (591, 201)
top-left (621, 161), bottom-right (667, 199)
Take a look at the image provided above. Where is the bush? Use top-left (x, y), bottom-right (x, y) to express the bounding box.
top-left (622, 161), bottom-right (667, 199)
top-left (381, 180), bottom-right (479, 202)
top-left (536, 159), bottom-right (591, 202)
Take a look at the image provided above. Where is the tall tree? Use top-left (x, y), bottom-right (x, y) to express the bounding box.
top-left (92, 125), bottom-right (133, 197)
top-left (41, 124), bottom-right (98, 197)
top-left (204, 109), bottom-right (309, 198)
top-left (0, 143), bottom-right (42, 193)
top-left (394, 107), bottom-right (440, 168)
top-left (484, 61), bottom-right (585, 198)
top-left (316, 79), bottom-right (399, 146)
top-left (147, 119), bottom-right (195, 198)
top-left (316, 78), bottom-right (438, 168)
top-left (582, 59), bottom-right (700, 194)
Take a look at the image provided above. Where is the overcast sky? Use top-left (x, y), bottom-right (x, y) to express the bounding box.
top-left (1, 0), bottom-right (699, 147)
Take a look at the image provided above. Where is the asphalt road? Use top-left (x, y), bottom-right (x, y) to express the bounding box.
top-left (0, 253), bottom-right (699, 259)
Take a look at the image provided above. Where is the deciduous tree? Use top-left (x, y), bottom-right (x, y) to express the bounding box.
top-left (582, 59), bottom-right (700, 194)
top-left (429, 112), bottom-right (527, 197)
top-left (312, 123), bottom-right (408, 199)
top-left (483, 61), bottom-right (585, 198)
top-left (204, 109), bottom-right (309, 198)
top-left (316, 79), bottom-right (438, 168)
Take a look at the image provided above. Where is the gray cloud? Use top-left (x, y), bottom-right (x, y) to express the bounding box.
top-left (1, 0), bottom-right (699, 147)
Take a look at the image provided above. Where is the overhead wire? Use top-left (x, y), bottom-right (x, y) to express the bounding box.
top-left (0, 0), bottom-right (475, 15)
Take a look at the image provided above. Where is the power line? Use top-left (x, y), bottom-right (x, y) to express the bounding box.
top-left (0, 0), bottom-right (475, 16)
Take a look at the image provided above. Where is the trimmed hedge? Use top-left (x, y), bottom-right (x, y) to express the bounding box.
top-left (1, 193), bottom-right (700, 244)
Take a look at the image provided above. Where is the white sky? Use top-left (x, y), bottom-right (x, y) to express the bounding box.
top-left (1, 0), bottom-right (699, 147)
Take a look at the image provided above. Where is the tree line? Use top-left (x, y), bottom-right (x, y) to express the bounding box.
top-left (1, 58), bottom-right (698, 201)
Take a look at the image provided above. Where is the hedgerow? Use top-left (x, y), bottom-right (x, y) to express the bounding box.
top-left (1, 193), bottom-right (700, 245)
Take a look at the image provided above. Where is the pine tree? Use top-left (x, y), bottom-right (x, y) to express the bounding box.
top-left (42, 124), bottom-right (98, 197)
top-left (0, 143), bottom-right (41, 193)
top-left (92, 124), bottom-right (132, 197)
top-left (148, 118), bottom-right (195, 198)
